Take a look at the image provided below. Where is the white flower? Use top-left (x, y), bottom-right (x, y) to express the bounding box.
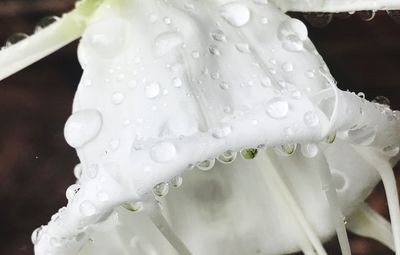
top-left (1, 0), bottom-right (400, 255)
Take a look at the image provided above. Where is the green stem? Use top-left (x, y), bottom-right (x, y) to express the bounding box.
top-left (0, 0), bottom-right (108, 81)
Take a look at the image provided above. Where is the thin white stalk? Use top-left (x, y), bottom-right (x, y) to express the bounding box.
top-left (315, 148), bottom-right (352, 255)
top-left (257, 152), bottom-right (324, 255)
top-left (143, 197), bottom-right (192, 255)
top-left (0, 0), bottom-right (107, 81)
top-left (355, 147), bottom-right (400, 255)
top-left (347, 203), bottom-right (395, 251)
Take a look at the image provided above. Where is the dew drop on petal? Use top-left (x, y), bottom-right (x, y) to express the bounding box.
top-left (74, 164), bottom-right (83, 179)
top-left (301, 143), bottom-right (319, 158)
top-left (150, 142), bottom-right (177, 163)
top-left (261, 76), bottom-right (272, 87)
top-left (5, 33), bottom-right (28, 47)
top-left (111, 92), bottom-right (125, 105)
top-left (304, 111), bottom-right (320, 127)
top-left (123, 201), bottom-right (144, 212)
top-left (219, 81), bottom-right (230, 90)
top-left (211, 126), bottom-right (232, 138)
top-left (173, 77), bottom-right (183, 88)
top-left (35, 16), bottom-right (59, 32)
top-left (64, 109), bottom-right (102, 148)
top-left (357, 11), bottom-right (376, 21)
top-left (217, 150), bottom-right (237, 164)
top-left (31, 227), bottom-right (43, 245)
top-left (210, 29), bottom-right (227, 42)
top-left (265, 98), bottom-right (289, 119)
top-left (326, 132), bottom-right (337, 144)
top-left (153, 183), bottom-right (169, 197)
top-left (235, 43), bottom-right (251, 53)
top-left (303, 12), bottom-right (333, 28)
top-left (66, 184), bottom-right (81, 201)
top-left (80, 201), bottom-right (97, 217)
top-left (220, 3), bottom-right (251, 27)
top-left (240, 148), bottom-right (258, 160)
top-left (171, 176), bottom-right (183, 188)
top-left (282, 62), bottom-right (294, 72)
top-left (275, 144), bottom-right (297, 156)
top-left (278, 18), bottom-right (308, 41)
top-left (145, 82), bottom-right (161, 99)
top-left (209, 44), bottom-right (221, 56)
top-left (282, 34), bottom-right (304, 52)
top-left (383, 145), bottom-right (400, 157)
top-left (154, 32), bottom-right (183, 56)
top-left (197, 158), bottom-right (216, 171)
top-left (346, 126), bottom-right (377, 146)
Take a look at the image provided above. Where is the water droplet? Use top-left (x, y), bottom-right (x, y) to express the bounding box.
top-left (211, 126), bottom-right (232, 138)
top-left (197, 158), bottom-right (216, 171)
top-left (210, 29), bottom-right (227, 42)
top-left (64, 109), bottom-right (103, 149)
top-left (260, 17), bottom-right (269, 24)
top-left (154, 32), bottom-right (183, 56)
top-left (86, 164), bottom-right (98, 179)
top-left (66, 184), bottom-right (81, 201)
top-left (240, 148), bottom-right (258, 160)
top-left (265, 98), bottom-right (289, 119)
top-left (173, 77), bottom-right (183, 88)
top-left (220, 3), bottom-right (251, 27)
top-left (387, 10), bottom-right (400, 23)
top-left (282, 62), bottom-right (294, 72)
top-left (346, 126), bottom-right (377, 146)
top-left (145, 82), bottom-right (161, 99)
top-left (219, 81), bottom-right (230, 90)
top-left (217, 150), bottom-right (237, 164)
top-left (74, 164), bottom-right (83, 179)
top-left (31, 226), bottom-right (43, 245)
top-left (235, 43), bottom-right (251, 53)
top-left (123, 201), bottom-right (144, 212)
top-left (153, 183), bottom-right (169, 197)
top-left (191, 50), bottom-right (200, 59)
top-left (150, 142), bottom-right (177, 163)
top-left (171, 176), bottom-right (183, 188)
top-left (304, 111), bottom-right (320, 127)
top-left (358, 11), bottom-right (375, 21)
top-left (301, 143), bottom-right (319, 158)
top-left (326, 132), bottom-right (337, 144)
top-left (163, 17), bottom-right (172, 25)
top-left (278, 18), bottom-right (308, 52)
top-left (5, 33), bottom-right (28, 47)
top-left (80, 201), bottom-right (97, 217)
top-left (261, 76), bottom-right (272, 87)
top-left (35, 16), bottom-right (59, 32)
top-left (303, 13), bottom-right (333, 28)
top-left (97, 191), bottom-right (109, 202)
top-left (210, 71), bottom-right (220, 80)
top-left (209, 44), bottom-right (221, 56)
top-left (372, 96), bottom-right (391, 107)
top-left (383, 145), bottom-right (400, 157)
top-left (275, 144), bottom-right (297, 156)
top-left (111, 92), bottom-right (125, 105)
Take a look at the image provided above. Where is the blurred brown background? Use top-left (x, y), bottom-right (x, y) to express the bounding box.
top-left (0, 1), bottom-right (399, 254)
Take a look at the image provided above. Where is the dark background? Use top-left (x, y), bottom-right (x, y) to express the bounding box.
top-left (0, 1), bottom-right (399, 254)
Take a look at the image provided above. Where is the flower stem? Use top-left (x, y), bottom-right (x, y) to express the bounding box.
top-left (0, 0), bottom-right (107, 81)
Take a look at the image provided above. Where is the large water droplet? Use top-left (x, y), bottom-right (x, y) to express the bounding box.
top-left (153, 183), bottom-right (169, 197)
top-left (64, 109), bottom-right (102, 148)
top-left (220, 3), bottom-right (251, 27)
top-left (301, 143), bottom-right (319, 158)
top-left (66, 184), bottom-right (81, 201)
top-left (278, 18), bottom-right (308, 41)
top-left (275, 144), bottom-right (297, 156)
top-left (80, 201), bottom-right (97, 217)
top-left (154, 32), bottom-right (183, 56)
top-left (217, 150), bottom-right (237, 164)
top-left (304, 111), bottom-right (320, 127)
top-left (197, 158), bottom-right (216, 171)
top-left (145, 82), bottom-right (161, 99)
top-left (265, 98), bottom-right (289, 119)
top-left (150, 142), bottom-right (177, 163)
